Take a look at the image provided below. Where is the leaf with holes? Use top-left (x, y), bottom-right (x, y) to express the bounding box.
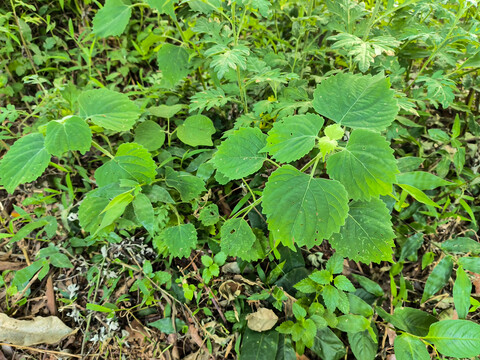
top-left (220, 218), bottom-right (256, 257)
top-left (263, 165), bottom-right (349, 249)
top-left (330, 198), bottom-right (395, 264)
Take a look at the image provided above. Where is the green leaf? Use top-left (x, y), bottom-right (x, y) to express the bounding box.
top-left (292, 302), bottom-right (307, 320)
top-left (45, 116), bottom-right (92, 156)
top-left (133, 193), bottom-right (155, 236)
top-left (212, 127), bottom-right (267, 180)
top-left (92, 0), bottom-right (131, 38)
top-left (348, 330), bottom-right (377, 360)
top-left (324, 124), bottom-right (344, 141)
top-left (396, 171), bottom-right (452, 190)
top-left (240, 328), bottom-right (279, 360)
top-left (160, 224), bottom-right (197, 258)
top-left (348, 293), bottom-right (374, 317)
top-left (425, 320), bottom-right (480, 358)
top-left (326, 252), bottom-right (344, 274)
top-left (145, 185), bottom-right (175, 204)
top-left (326, 130), bottom-right (398, 200)
top-left (148, 318), bottom-right (187, 334)
top-left (352, 274), bottom-right (384, 297)
top-left (322, 284), bottom-right (340, 313)
top-left (458, 256), bottom-right (480, 274)
top-left (165, 166), bottom-right (206, 201)
top-left (0, 133), bottom-right (50, 193)
top-left (148, 104), bottom-right (184, 118)
top-left (145, 0), bottom-right (175, 18)
top-left (262, 114), bottom-right (324, 163)
top-left (330, 198), bottom-right (395, 264)
top-left (334, 275), bottom-right (355, 292)
top-left (263, 165), bottom-right (349, 249)
top-left (398, 184), bottom-right (441, 209)
top-left (335, 314), bottom-right (369, 333)
top-left (276, 334), bottom-right (296, 360)
top-left (422, 256), bottom-right (453, 303)
top-left (313, 73), bottom-right (398, 132)
top-left (441, 237), bottom-right (480, 255)
top-left (157, 44), bottom-right (192, 88)
top-left (399, 233), bottom-right (424, 262)
top-left (375, 307), bottom-right (437, 337)
top-left (394, 334), bottom-right (430, 360)
top-left (309, 270), bottom-right (332, 285)
top-left (134, 120), bottom-right (165, 151)
top-left (206, 44), bottom-right (250, 79)
top-left (78, 88), bottom-right (140, 131)
top-left (220, 218), bottom-right (256, 257)
top-left (311, 327), bottom-right (346, 360)
top-left (95, 143), bottom-right (157, 187)
top-left (453, 266), bottom-right (472, 320)
top-left (98, 191), bottom-right (133, 233)
top-left (416, 71), bottom-right (456, 109)
top-left (198, 204), bottom-right (219, 226)
top-left (176, 115), bottom-right (215, 147)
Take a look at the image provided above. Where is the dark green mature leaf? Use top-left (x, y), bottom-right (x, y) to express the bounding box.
top-left (441, 237), bottom-right (480, 255)
top-left (396, 171), bottom-right (452, 190)
top-left (92, 0), bottom-right (131, 37)
top-left (348, 293), bottom-right (373, 317)
top-left (157, 44), bottom-right (192, 88)
top-left (213, 127), bottom-right (267, 180)
top-left (263, 114), bottom-right (324, 163)
top-left (426, 320), bottom-right (480, 358)
top-left (133, 193), bottom-right (155, 236)
top-left (45, 116), bottom-right (92, 156)
top-left (330, 198), bottom-right (395, 264)
top-left (458, 256), bottom-right (480, 274)
top-left (134, 120), bottom-right (165, 151)
top-left (326, 130), bottom-right (398, 200)
top-left (453, 266), bottom-right (472, 320)
top-left (198, 204), bottom-right (219, 226)
top-left (145, 0), bottom-right (176, 18)
top-left (313, 73), bottom-right (398, 132)
top-left (311, 327), bottom-right (346, 360)
top-left (160, 224), bottom-right (197, 258)
top-left (275, 334), bottom-right (296, 360)
top-left (352, 274), bottom-right (384, 297)
top-left (0, 133), bottom-right (50, 193)
top-left (165, 166), bottom-right (206, 201)
top-left (348, 330), bottom-right (377, 360)
top-left (78, 88), bottom-right (140, 131)
top-left (240, 328), bottom-right (279, 360)
top-left (176, 115), bottom-right (215, 147)
top-left (422, 256), bottom-right (453, 303)
top-left (375, 307), bottom-right (437, 337)
top-left (394, 334), bottom-right (429, 360)
top-left (220, 218), bottom-right (256, 257)
top-left (399, 233), bottom-right (424, 261)
top-left (95, 143), bottom-right (156, 187)
top-left (263, 165), bottom-right (349, 249)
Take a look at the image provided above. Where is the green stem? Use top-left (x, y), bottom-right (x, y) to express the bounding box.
top-left (91, 140), bottom-right (114, 159)
top-left (49, 162), bottom-right (70, 173)
top-left (310, 156), bottom-right (321, 178)
top-left (242, 178), bottom-right (256, 202)
top-left (230, 197), bottom-right (262, 219)
top-left (265, 158), bottom-right (280, 168)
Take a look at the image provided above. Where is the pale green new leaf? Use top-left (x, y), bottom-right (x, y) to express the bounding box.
top-left (326, 130), bottom-right (398, 200)
top-left (45, 116), bottom-right (92, 156)
top-left (145, 0), bottom-right (175, 18)
top-left (263, 114), bottom-right (324, 163)
top-left (92, 0), bottom-right (131, 38)
top-left (78, 88), bottom-right (140, 131)
top-left (177, 115), bottom-right (215, 147)
top-left (453, 266), bottom-right (472, 320)
top-left (134, 120), bottom-right (165, 151)
top-left (313, 73), bottom-right (399, 132)
top-left (394, 334), bottom-right (430, 360)
top-left (98, 191), bottom-right (133, 233)
top-left (335, 315), bottom-right (369, 333)
top-left (263, 165), bottom-right (349, 249)
top-left (212, 127), bottom-right (266, 180)
top-left (133, 193), bottom-right (155, 236)
top-left (416, 71), bottom-right (456, 108)
top-left (396, 171), bottom-right (452, 190)
top-left (220, 218), bottom-right (256, 257)
top-left (157, 44), bottom-right (192, 88)
top-left (426, 320), bottom-right (480, 358)
top-left (398, 184), bottom-right (441, 209)
top-left (189, 88), bottom-right (233, 113)
top-left (330, 198), bottom-right (395, 264)
top-left (165, 166), bottom-right (206, 201)
top-left (95, 143), bottom-right (157, 187)
top-left (205, 44), bottom-right (250, 79)
top-left (0, 133), bottom-right (51, 193)
top-left (160, 223), bottom-right (197, 258)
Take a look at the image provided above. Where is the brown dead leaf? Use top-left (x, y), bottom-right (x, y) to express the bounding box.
top-left (0, 262), bottom-right (25, 271)
top-left (219, 280), bottom-right (243, 301)
top-left (386, 323), bottom-right (396, 346)
top-left (473, 273), bottom-right (480, 295)
top-left (0, 314), bottom-right (75, 346)
top-left (46, 275), bottom-right (57, 316)
top-left (246, 308), bottom-right (278, 332)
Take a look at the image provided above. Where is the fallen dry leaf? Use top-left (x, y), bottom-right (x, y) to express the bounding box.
top-left (219, 280), bottom-right (243, 301)
top-left (0, 314), bottom-right (75, 346)
top-left (246, 308), bottom-right (278, 332)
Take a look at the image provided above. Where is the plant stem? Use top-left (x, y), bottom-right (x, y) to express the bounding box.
top-left (91, 140), bottom-right (114, 159)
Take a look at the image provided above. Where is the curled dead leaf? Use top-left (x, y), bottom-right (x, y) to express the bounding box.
top-left (0, 314), bottom-right (75, 346)
top-left (245, 308), bottom-right (278, 332)
top-left (219, 280), bottom-right (243, 301)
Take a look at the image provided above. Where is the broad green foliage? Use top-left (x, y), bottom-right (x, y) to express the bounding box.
top-left (95, 143), bottom-right (157, 187)
top-left (0, 133), bottom-right (50, 193)
top-left (330, 198), bottom-right (395, 263)
top-left (78, 89), bottom-right (140, 131)
top-left (263, 165), bottom-right (349, 249)
top-left (133, 193), bottom-right (155, 236)
top-left (394, 334), bottom-right (430, 360)
top-left (326, 130), bottom-right (398, 200)
top-left (45, 116), bottom-right (92, 156)
top-left (263, 114), bottom-right (324, 163)
top-left (158, 223), bottom-right (197, 258)
top-left (220, 218), bottom-right (256, 257)
top-left (213, 127), bottom-right (267, 180)
top-left (134, 120), bottom-right (165, 151)
top-left (176, 115), bottom-right (215, 147)
top-left (92, 0), bottom-right (132, 37)
top-left (396, 171), bottom-right (452, 190)
top-left (422, 256), bottom-right (453, 303)
top-left (165, 166), bottom-right (206, 201)
top-left (453, 266), bottom-right (471, 320)
top-left (145, 0), bottom-right (176, 18)
top-left (426, 320), bottom-right (480, 358)
top-left (156, 44), bottom-right (192, 88)
top-left (313, 73), bottom-right (399, 131)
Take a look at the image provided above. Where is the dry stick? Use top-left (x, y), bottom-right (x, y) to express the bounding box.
top-left (0, 343), bottom-right (82, 359)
